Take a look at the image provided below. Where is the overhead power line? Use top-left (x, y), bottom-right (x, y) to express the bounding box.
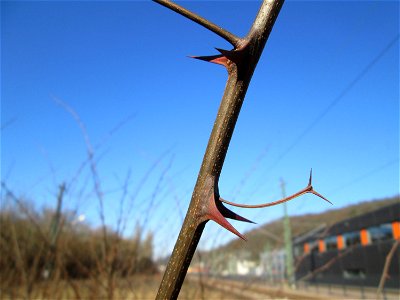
top-left (248, 35), bottom-right (399, 198)
top-left (328, 159), bottom-right (399, 195)
top-left (273, 34), bottom-right (399, 168)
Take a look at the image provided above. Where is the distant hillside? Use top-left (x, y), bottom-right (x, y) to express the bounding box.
top-left (210, 195), bottom-right (399, 261)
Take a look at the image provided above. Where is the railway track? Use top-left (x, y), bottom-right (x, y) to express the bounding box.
top-left (191, 277), bottom-right (329, 299)
top-left (189, 276), bottom-right (400, 299)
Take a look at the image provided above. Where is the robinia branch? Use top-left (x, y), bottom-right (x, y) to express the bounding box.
top-left (153, 1), bottom-right (331, 299)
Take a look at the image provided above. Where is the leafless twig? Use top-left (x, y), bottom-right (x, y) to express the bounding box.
top-left (298, 247), bottom-right (353, 282)
top-left (377, 239), bottom-right (399, 298)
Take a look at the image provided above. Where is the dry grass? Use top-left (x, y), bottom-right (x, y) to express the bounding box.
top-left (0, 275), bottom-right (240, 300)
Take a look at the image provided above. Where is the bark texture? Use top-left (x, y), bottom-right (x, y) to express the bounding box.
top-left (154, 1), bottom-right (285, 299)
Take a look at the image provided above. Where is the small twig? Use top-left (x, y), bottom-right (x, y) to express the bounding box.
top-left (377, 239), bottom-right (399, 298)
top-left (153, 0), bottom-right (241, 47)
top-left (1, 116), bottom-right (17, 131)
top-left (53, 97), bottom-right (108, 253)
top-left (220, 170), bottom-right (331, 208)
top-left (230, 146), bottom-right (269, 201)
top-left (119, 149), bottom-right (173, 236)
top-left (2, 182), bottom-right (49, 243)
top-left (298, 247), bottom-right (353, 282)
top-left (141, 154), bottom-right (174, 230)
top-left (115, 169), bottom-right (132, 236)
top-left (94, 112), bottom-right (136, 151)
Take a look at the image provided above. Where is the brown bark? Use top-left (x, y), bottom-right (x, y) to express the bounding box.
top-left (154, 1), bottom-right (285, 299)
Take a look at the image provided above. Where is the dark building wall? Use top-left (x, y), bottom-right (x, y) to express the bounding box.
top-left (294, 203), bottom-right (400, 288)
top-left (296, 241), bottom-right (399, 288)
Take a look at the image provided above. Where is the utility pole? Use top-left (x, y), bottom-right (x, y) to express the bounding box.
top-left (46, 183), bottom-right (66, 279)
top-left (281, 179), bottom-right (295, 288)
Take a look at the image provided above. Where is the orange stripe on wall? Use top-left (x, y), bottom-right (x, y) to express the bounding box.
top-left (392, 221), bottom-right (400, 240)
top-left (337, 235), bottom-right (344, 250)
top-left (318, 240), bottom-right (325, 253)
top-left (304, 243), bottom-right (310, 254)
top-left (360, 229), bottom-right (369, 245)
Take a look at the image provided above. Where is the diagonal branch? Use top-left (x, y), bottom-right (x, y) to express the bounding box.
top-left (153, 0), bottom-right (241, 47)
top-left (377, 240), bottom-right (400, 298)
top-left (298, 246), bottom-right (354, 282)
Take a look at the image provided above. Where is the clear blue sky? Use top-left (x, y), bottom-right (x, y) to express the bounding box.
top-left (2, 0), bottom-right (399, 258)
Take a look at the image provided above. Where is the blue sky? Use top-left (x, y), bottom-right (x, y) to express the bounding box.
top-left (1, 0), bottom-right (399, 257)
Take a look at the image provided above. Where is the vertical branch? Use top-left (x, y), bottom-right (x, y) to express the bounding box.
top-left (115, 170), bottom-right (131, 237)
top-left (53, 98), bottom-right (108, 253)
top-left (53, 98), bottom-right (124, 299)
top-left (154, 1), bottom-right (285, 299)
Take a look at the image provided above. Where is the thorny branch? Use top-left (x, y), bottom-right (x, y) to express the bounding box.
top-left (154, 1), bottom-right (331, 299)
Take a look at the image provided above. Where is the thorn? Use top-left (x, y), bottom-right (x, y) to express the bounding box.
top-left (205, 195), bottom-right (252, 240)
top-left (215, 47), bottom-right (243, 63)
top-left (217, 199), bottom-right (255, 224)
top-left (190, 45), bottom-right (246, 68)
top-left (189, 54), bottom-right (229, 67)
top-left (189, 54), bottom-right (220, 62)
top-left (307, 169), bottom-right (332, 205)
top-left (215, 47), bottom-right (231, 56)
top-left (209, 212), bottom-right (247, 241)
top-left (310, 189), bottom-right (333, 205)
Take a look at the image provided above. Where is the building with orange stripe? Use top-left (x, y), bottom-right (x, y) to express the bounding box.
top-left (293, 202), bottom-right (399, 288)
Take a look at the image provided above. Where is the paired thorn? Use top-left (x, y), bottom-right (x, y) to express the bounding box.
top-left (217, 200), bottom-right (255, 224)
top-left (190, 45), bottom-right (248, 68)
top-left (215, 47), bottom-right (244, 63)
top-left (306, 168), bottom-right (332, 205)
top-left (205, 193), bottom-right (253, 240)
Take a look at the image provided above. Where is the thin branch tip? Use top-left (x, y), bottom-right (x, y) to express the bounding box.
top-left (307, 169), bottom-right (332, 205)
top-left (219, 171), bottom-right (331, 209)
top-left (153, 0), bottom-right (240, 47)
